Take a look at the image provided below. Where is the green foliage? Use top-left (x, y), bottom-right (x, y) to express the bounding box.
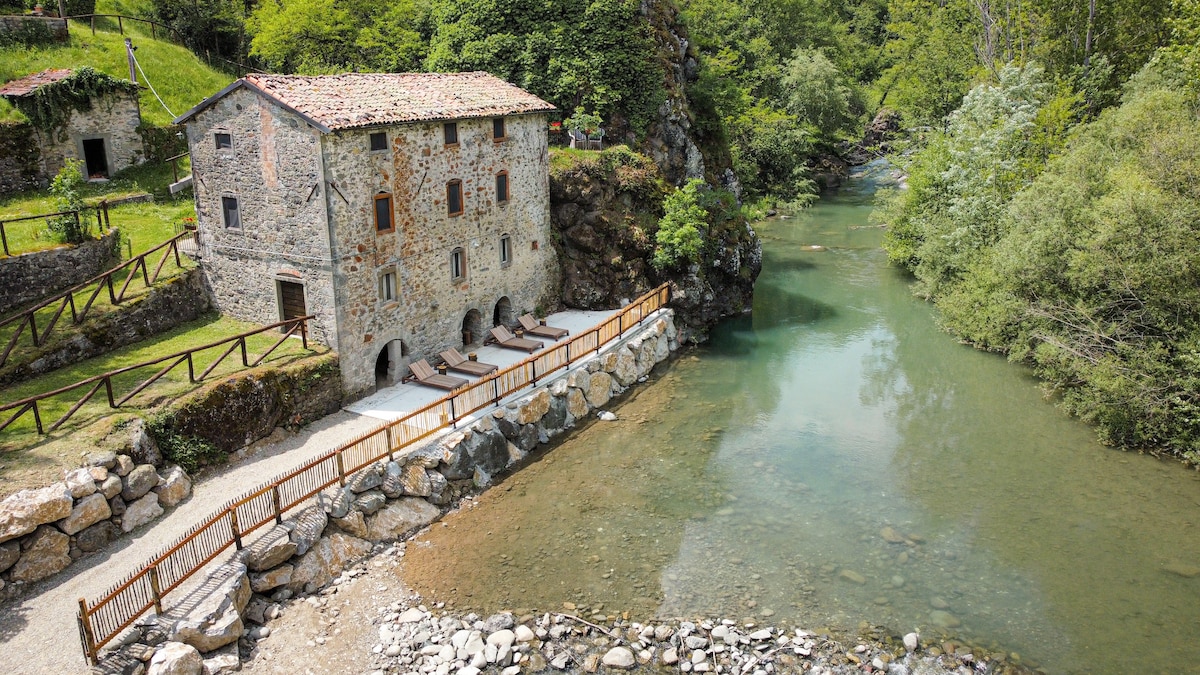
top-left (564, 107), bottom-right (603, 135)
top-left (48, 159), bottom-right (89, 244)
top-left (782, 48), bottom-right (863, 137)
top-left (652, 178), bottom-right (707, 270)
top-left (247, 0), bottom-right (429, 72)
top-left (146, 412), bottom-right (225, 472)
top-left (0, 18), bottom-right (55, 49)
top-left (149, 0), bottom-right (247, 66)
top-left (10, 66), bottom-right (138, 136)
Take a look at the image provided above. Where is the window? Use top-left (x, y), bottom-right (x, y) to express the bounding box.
top-left (444, 122), bottom-right (458, 146)
top-left (374, 193), bottom-right (393, 232)
top-left (379, 270), bottom-right (397, 302)
top-left (369, 132), bottom-right (388, 151)
top-left (214, 133), bottom-right (232, 150)
top-left (221, 196), bottom-right (240, 228)
top-left (450, 247), bottom-right (466, 282)
top-left (500, 234), bottom-right (512, 267)
top-left (495, 171), bottom-right (509, 203)
top-left (446, 180), bottom-right (463, 216)
top-left (493, 117), bottom-right (506, 141)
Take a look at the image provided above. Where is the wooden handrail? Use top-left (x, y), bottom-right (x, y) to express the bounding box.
top-left (76, 284), bottom-right (671, 665)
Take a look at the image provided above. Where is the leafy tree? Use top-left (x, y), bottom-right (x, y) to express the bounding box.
top-left (48, 159), bottom-right (88, 244)
top-left (782, 48), bottom-right (863, 138)
top-left (653, 178), bottom-right (708, 270)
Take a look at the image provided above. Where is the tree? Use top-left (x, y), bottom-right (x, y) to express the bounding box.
top-left (782, 48), bottom-right (863, 138)
top-left (653, 179), bottom-right (708, 270)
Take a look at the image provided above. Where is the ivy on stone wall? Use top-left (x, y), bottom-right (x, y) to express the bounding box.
top-left (137, 123), bottom-right (187, 162)
top-left (9, 67), bottom-right (139, 137)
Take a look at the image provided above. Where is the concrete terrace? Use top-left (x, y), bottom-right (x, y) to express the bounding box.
top-left (347, 309), bottom-right (616, 422)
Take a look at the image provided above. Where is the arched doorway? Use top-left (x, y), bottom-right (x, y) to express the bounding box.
top-left (493, 296), bottom-right (513, 328)
top-left (462, 310), bottom-right (483, 348)
top-left (375, 339), bottom-right (409, 390)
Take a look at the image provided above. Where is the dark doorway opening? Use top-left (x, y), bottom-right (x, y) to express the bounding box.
top-left (81, 138), bottom-right (109, 179)
top-left (493, 296), bottom-right (513, 328)
top-left (462, 309), bottom-right (483, 348)
top-left (375, 339), bottom-right (409, 390)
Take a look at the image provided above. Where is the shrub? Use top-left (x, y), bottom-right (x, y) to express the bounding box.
top-left (652, 178), bottom-right (707, 271)
top-left (47, 159), bottom-right (89, 244)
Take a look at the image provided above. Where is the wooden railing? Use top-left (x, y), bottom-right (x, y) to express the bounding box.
top-left (0, 202), bottom-right (110, 257)
top-left (67, 13), bottom-right (255, 73)
top-left (0, 316), bottom-right (312, 435)
top-left (0, 229), bottom-right (193, 370)
top-left (76, 283), bottom-right (671, 665)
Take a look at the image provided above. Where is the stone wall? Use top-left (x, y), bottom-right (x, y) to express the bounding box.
top-left (0, 122), bottom-right (40, 195)
top-left (96, 311), bottom-right (678, 667)
top-left (0, 227), bottom-right (120, 315)
top-left (35, 89), bottom-right (145, 180)
top-left (0, 16), bottom-right (69, 44)
top-left (0, 268), bottom-right (211, 387)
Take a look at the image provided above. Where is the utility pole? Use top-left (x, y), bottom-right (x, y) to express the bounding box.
top-left (125, 38), bottom-right (137, 84)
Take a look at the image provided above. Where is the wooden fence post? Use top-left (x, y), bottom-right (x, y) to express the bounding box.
top-left (272, 485), bottom-right (283, 524)
top-left (148, 565), bottom-right (163, 614)
top-left (77, 599), bottom-right (97, 666)
top-left (336, 451), bottom-right (346, 486)
top-left (229, 508), bottom-right (243, 550)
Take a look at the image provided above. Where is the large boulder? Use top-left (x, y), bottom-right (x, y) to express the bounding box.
top-left (121, 493), bottom-right (164, 532)
top-left (566, 388), bottom-right (589, 420)
top-left (57, 492), bottom-right (112, 535)
top-left (127, 419), bottom-right (163, 466)
top-left (148, 642), bottom-right (203, 675)
top-left (250, 563), bottom-right (293, 593)
top-left (9, 525), bottom-right (71, 582)
top-left (285, 504), bottom-right (327, 555)
top-left (442, 429), bottom-right (509, 480)
top-left (516, 389), bottom-right (551, 425)
top-left (0, 540), bottom-right (19, 573)
top-left (330, 510), bottom-right (368, 538)
top-left (348, 464), bottom-right (384, 494)
top-left (75, 521), bottom-right (120, 553)
top-left (154, 466), bottom-right (192, 507)
top-left (62, 468), bottom-right (98, 499)
top-left (400, 463), bottom-right (432, 497)
top-left (365, 498), bottom-right (441, 541)
top-left (0, 484), bottom-right (73, 543)
top-left (169, 562), bottom-right (251, 652)
top-left (611, 345), bottom-right (639, 386)
top-left (244, 525), bottom-right (297, 572)
top-left (288, 532), bottom-right (372, 594)
top-left (122, 464), bottom-right (161, 501)
top-left (585, 372), bottom-right (614, 408)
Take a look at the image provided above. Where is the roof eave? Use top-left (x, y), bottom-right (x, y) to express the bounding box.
top-left (330, 106), bottom-right (559, 132)
top-left (172, 78), bottom-right (334, 133)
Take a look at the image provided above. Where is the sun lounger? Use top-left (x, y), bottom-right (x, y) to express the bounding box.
top-left (488, 326), bottom-right (543, 353)
top-left (408, 359), bottom-right (468, 390)
top-left (519, 314), bottom-right (569, 340)
top-left (439, 348), bottom-right (498, 377)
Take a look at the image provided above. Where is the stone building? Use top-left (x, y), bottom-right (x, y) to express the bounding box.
top-left (175, 72), bottom-right (560, 398)
top-left (0, 68), bottom-right (144, 187)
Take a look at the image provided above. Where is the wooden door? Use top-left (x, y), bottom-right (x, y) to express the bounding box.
top-left (279, 280), bottom-right (306, 321)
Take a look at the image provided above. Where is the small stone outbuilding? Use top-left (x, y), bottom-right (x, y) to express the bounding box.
top-left (175, 72), bottom-right (560, 398)
top-left (0, 68), bottom-right (144, 188)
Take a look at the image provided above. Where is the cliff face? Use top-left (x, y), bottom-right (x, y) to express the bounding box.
top-left (550, 149), bottom-right (760, 342)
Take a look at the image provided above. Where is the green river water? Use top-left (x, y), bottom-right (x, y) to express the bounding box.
top-left (401, 166), bottom-right (1200, 674)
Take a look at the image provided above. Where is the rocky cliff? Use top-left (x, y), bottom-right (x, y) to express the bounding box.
top-left (550, 148), bottom-right (760, 342)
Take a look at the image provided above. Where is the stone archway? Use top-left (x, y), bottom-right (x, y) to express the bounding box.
top-left (462, 310), bottom-right (484, 348)
top-left (375, 339), bottom-right (409, 389)
top-left (493, 296), bottom-right (514, 328)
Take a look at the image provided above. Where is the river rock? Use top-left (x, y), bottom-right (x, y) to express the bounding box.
top-left (366, 498), bottom-right (441, 541)
top-left (880, 526), bottom-right (905, 544)
top-left (401, 463), bottom-right (432, 497)
top-left (603, 647), bottom-right (636, 669)
top-left (516, 389), bottom-right (551, 425)
top-left (929, 610), bottom-right (961, 629)
top-left (169, 562), bottom-right (250, 652)
top-left (288, 532), bottom-right (372, 593)
top-left (514, 625), bottom-right (536, 642)
top-left (903, 632), bottom-right (919, 652)
top-left (121, 492), bottom-right (164, 532)
top-left (99, 474), bottom-right (123, 499)
top-left (319, 486), bottom-right (354, 519)
top-left (63, 467), bottom-right (98, 499)
top-left (427, 471), bottom-right (450, 505)
top-left (585, 372), bottom-right (613, 407)
top-left (58, 492), bottom-right (112, 535)
top-left (930, 597), bottom-right (950, 610)
top-left (0, 484), bottom-right (73, 543)
top-left (244, 525), bottom-right (297, 571)
top-left (381, 472), bottom-right (404, 499)
top-left (661, 648), bottom-right (679, 665)
top-left (155, 466), bottom-right (192, 507)
top-left (76, 521), bottom-right (120, 552)
top-left (332, 510), bottom-right (369, 538)
top-left (148, 641), bottom-right (202, 675)
top-left (10, 525), bottom-right (70, 582)
top-left (0, 540), bottom-right (19, 573)
top-left (122, 464), bottom-right (161, 501)
top-left (487, 629), bottom-right (516, 650)
top-left (250, 564), bottom-right (293, 593)
top-left (286, 505), bottom-right (327, 555)
top-left (838, 569), bottom-right (866, 584)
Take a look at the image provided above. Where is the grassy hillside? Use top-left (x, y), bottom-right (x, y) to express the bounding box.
top-left (0, 23), bottom-right (233, 127)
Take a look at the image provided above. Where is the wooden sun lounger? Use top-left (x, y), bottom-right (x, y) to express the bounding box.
top-left (408, 359), bottom-right (468, 390)
top-left (440, 348), bottom-right (498, 377)
top-left (488, 326), bottom-right (542, 353)
top-left (519, 313), bottom-right (569, 340)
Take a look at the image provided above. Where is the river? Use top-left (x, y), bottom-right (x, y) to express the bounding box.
top-left (398, 165), bottom-right (1200, 674)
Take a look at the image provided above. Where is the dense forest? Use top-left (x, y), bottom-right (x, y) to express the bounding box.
top-left (13, 0), bottom-right (1198, 457)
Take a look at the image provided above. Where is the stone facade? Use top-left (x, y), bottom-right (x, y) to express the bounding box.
top-left (0, 227), bottom-right (120, 315)
top-left (35, 89), bottom-right (144, 180)
top-left (181, 75), bottom-right (559, 399)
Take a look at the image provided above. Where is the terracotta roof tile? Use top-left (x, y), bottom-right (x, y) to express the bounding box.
top-left (0, 68), bottom-right (74, 97)
top-left (241, 72), bottom-right (556, 130)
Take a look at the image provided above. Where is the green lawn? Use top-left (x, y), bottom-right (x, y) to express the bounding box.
top-left (0, 25), bottom-right (233, 127)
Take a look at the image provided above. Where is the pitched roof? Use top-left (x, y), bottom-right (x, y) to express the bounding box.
top-left (0, 68), bottom-right (73, 97)
top-left (174, 72), bottom-right (557, 132)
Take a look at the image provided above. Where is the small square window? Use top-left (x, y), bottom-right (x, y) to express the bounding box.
top-left (444, 122), bottom-right (458, 145)
top-left (500, 234), bottom-right (512, 267)
top-left (450, 248), bottom-right (466, 281)
top-left (493, 118), bottom-right (506, 141)
top-left (221, 196), bottom-right (240, 228)
top-left (369, 132), bottom-right (388, 152)
top-left (380, 270), bottom-right (397, 302)
top-left (447, 180), bottom-right (463, 216)
top-left (215, 133), bottom-right (232, 150)
top-left (374, 193), bottom-right (393, 232)
top-left (496, 172), bottom-right (509, 203)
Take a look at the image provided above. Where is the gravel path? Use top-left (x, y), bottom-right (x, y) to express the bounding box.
top-left (0, 409), bottom-right (382, 675)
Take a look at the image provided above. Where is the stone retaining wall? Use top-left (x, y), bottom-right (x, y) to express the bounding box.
top-left (0, 228), bottom-right (121, 315)
top-left (0, 16), bottom-right (69, 43)
top-left (0, 122), bottom-right (41, 195)
top-left (97, 310), bottom-right (680, 670)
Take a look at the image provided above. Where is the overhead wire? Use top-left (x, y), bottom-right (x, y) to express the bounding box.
top-left (130, 46), bottom-right (176, 118)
